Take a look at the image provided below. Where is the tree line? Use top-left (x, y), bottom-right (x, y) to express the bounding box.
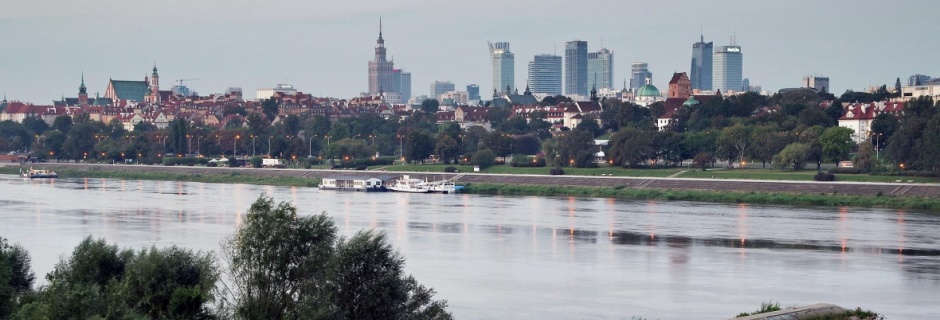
top-left (0, 195), bottom-right (453, 319)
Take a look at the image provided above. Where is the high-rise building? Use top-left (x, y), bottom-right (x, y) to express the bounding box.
top-left (802, 75), bottom-right (829, 93)
top-left (430, 81), bottom-right (455, 102)
top-left (909, 74), bottom-right (931, 86)
top-left (587, 48), bottom-right (614, 90)
top-left (368, 19), bottom-right (395, 95)
top-left (467, 84), bottom-right (480, 101)
top-left (565, 40), bottom-right (588, 97)
top-left (690, 35), bottom-right (713, 91)
top-left (528, 54), bottom-right (563, 96)
top-left (713, 44), bottom-right (743, 93)
top-left (742, 78), bottom-right (750, 92)
top-left (489, 42), bottom-right (514, 94)
top-left (400, 71), bottom-right (411, 101)
top-left (630, 62), bottom-right (653, 91)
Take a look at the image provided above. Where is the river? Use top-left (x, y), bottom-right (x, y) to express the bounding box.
top-left (1, 175), bottom-right (938, 319)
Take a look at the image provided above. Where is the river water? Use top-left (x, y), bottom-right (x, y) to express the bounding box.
top-left (1, 175), bottom-right (938, 319)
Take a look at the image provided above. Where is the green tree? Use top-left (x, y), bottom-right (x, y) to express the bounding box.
top-left (608, 127), bottom-right (654, 168)
top-left (773, 143), bottom-right (811, 170)
top-left (434, 135), bottom-right (460, 164)
top-left (420, 99), bottom-right (440, 114)
top-left (61, 123), bottom-right (98, 160)
top-left (261, 98), bottom-right (280, 123)
top-left (470, 149), bottom-right (496, 169)
top-left (718, 123), bottom-right (753, 166)
top-left (21, 116), bottom-right (49, 135)
top-left (0, 238), bottom-right (34, 318)
top-left (819, 126), bottom-right (854, 163)
top-left (52, 115), bottom-right (73, 134)
top-left (853, 138), bottom-right (878, 172)
top-left (692, 152), bottom-right (714, 171)
top-left (406, 131), bottom-right (435, 164)
top-left (120, 246), bottom-right (219, 319)
top-left (555, 130), bottom-right (595, 167)
top-left (482, 133), bottom-right (513, 160)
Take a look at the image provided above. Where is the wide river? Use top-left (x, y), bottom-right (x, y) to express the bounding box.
top-left (1, 175), bottom-right (938, 319)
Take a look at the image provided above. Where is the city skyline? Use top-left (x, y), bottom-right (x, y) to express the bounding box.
top-left (1, 0), bottom-right (937, 103)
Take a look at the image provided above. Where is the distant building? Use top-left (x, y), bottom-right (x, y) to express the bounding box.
top-left (400, 71), bottom-right (411, 102)
top-left (467, 84), bottom-right (480, 101)
top-left (634, 77), bottom-right (662, 107)
top-left (900, 78), bottom-right (940, 101)
top-left (802, 75), bottom-right (830, 93)
top-left (489, 42), bottom-right (514, 94)
top-left (629, 62), bottom-right (653, 91)
top-left (713, 44), bottom-right (743, 93)
top-left (587, 48), bottom-right (614, 90)
top-left (256, 84), bottom-right (298, 101)
top-left (742, 78), bottom-right (750, 92)
top-left (565, 40), bottom-right (588, 97)
top-left (430, 81), bottom-right (455, 102)
top-left (908, 74), bottom-right (931, 86)
top-left (368, 19), bottom-right (394, 96)
top-left (528, 54), bottom-right (562, 96)
top-left (667, 72), bottom-right (691, 99)
top-left (690, 35), bottom-right (713, 91)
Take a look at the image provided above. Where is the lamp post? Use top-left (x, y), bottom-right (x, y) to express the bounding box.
top-left (397, 134), bottom-right (403, 157)
top-left (216, 135), bottom-right (221, 157)
top-left (196, 136), bottom-right (202, 156)
top-left (186, 134), bottom-right (192, 156)
top-left (251, 135), bottom-right (257, 156)
top-left (875, 133), bottom-right (881, 161)
top-left (233, 135), bottom-right (240, 158)
top-left (268, 136), bottom-right (273, 157)
top-left (308, 134), bottom-right (315, 158)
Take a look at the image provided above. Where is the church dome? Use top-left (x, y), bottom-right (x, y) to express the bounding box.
top-left (682, 96), bottom-right (700, 107)
top-left (636, 84), bottom-right (660, 97)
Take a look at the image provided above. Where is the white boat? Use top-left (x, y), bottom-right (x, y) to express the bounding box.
top-left (425, 181), bottom-right (457, 194)
top-left (20, 167), bottom-right (58, 179)
top-left (387, 175), bottom-right (431, 193)
top-left (319, 175), bottom-right (388, 192)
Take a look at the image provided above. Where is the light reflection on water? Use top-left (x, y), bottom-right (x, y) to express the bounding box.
top-left (1, 175), bottom-right (939, 319)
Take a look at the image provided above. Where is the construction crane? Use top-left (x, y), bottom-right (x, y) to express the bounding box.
top-left (176, 78), bottom-right (199, 87)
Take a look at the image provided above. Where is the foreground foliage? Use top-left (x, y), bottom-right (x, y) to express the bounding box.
top-left (222, 195), bottom-right (452, 319)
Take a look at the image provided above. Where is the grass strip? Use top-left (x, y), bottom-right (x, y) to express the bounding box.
top-left (461, 183), bottom-right (940, 212)
top-left (0, 167), bottom-right (320, 187)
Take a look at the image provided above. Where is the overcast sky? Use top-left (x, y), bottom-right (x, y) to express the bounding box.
top-left (1, 0), bottom-right (936, 103)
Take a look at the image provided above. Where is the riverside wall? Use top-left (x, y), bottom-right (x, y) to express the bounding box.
top-left (9, 163), bottom-right (940, 198)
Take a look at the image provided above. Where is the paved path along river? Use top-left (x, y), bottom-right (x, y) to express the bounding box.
top-left (2, 175), bottom-right (938, 319)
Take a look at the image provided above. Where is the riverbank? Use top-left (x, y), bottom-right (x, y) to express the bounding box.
top-left (0, 166), bottom-right (321, 187)
top-left (462, 183), bottom-right (940, 212)
top-left (4, 163), bottom-right (940, 211)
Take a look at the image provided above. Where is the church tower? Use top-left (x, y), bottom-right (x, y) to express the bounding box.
top-left (78, 73), bottom-right (89, 106)
top-left (147, 64), bottom-right (161, 103)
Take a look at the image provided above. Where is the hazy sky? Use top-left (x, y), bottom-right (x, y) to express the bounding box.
top-left (1, 0), bottom-right (936, 103)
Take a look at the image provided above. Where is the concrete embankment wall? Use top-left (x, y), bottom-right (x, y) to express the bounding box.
top-left (9, 163), bottom-right (940, 198)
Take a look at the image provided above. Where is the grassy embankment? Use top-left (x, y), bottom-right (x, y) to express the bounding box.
top-left (381, 163), bottom-right (683, 177)
top-left (0, 166), bottom-right (321, 187)
top-left (678, 168), bottom-right (940, 183)
top-left (461, 183), bottom-right (940, 212)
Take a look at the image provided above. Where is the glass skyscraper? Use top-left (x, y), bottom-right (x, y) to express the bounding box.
top-left (489, 42), bottom-right (514, 94)
top-left (528, 54), bottom-right (562, 96)
top-left (690, 35), bottom-right (713, 91)
top-left (587, 48), bottom-right (614, 90)
top-left (713, 45), bottom-right (743, 93)
top-left (565, 40), bottom-right (588, 97)
top-left (630, 62), bottom-right (652, 91)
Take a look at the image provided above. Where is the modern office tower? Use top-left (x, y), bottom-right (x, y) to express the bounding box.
top-left (430, 81), bottom-right (455, 101)
top-left (489, 42), bottom-right (514, 94)
top-left (400, 71), bottom-right (411, 101)
top-left (909, 74), bottom-right (931, 86)
top-left (527, 54), bottom-right (563, 96)
top-left (742, 78), bottom-right (750, 92)
top-left (630, 62), bottom-right (653, 91)
top-left (587, 48), bottom-right (614, 90)
top-left (368, 19), bottom-right (395, 95)
top-left (713, 44), bottom-right (743, 93)
top-left (802, 75), bottom-right (829, 92)
top-left (467, 84), bottom-right (480, 101)
top-left (690, 35), bottom-right (713, 91)
top-left (565, 40), bottom-right (588, 97)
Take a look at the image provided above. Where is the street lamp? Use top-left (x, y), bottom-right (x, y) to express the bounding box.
top-left (268, 136), bottom-right (273, 157)
top-left (196, 136), bottom-right (202, 156)
top-left (251, 135), bottom-right (257, 156)
top-left (397, 134), bottom-right (403, 157)
top-left (308, 134), bottom-right (315, 158)
top-left (187, 134), bottom-right (192, 156)
top-left (233, 135), bottom-right (240, 158)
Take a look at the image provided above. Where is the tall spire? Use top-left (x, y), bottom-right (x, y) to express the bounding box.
top-left (79, 72), bottom-right (87, 94)
top-left (378, 17), bottom-right (384, 42)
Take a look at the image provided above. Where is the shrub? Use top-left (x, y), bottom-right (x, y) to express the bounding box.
top-left (550, 167), bottom-right (565, 175)
top-left (161, 157), bottom-right (210, 167)
top-left (332, 157), bottom-right (394, 169)
top-left (470, 149), bottom-right (496, 169)
top-left (250, 156), bottom-right (263, 168)
top-left (814, 170), bottom-right (836, 181)
top-left (832, 167), bottom-right (862, 174)
top-left (354, 164), bottom-right (367, 171)
top-left (444, 166), bottom-right (457, 173)
top-left (510, 155), bottom-right (546, 167)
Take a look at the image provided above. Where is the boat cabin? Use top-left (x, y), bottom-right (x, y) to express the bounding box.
top-left (319, 175), bottom-right (391, 192)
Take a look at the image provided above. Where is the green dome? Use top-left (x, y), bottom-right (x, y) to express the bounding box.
top-left (682, 96), bottom-right (700, 107)
top-left (636, 84), bottom-right (660, 97)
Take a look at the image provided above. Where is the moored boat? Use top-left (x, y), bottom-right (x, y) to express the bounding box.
top-left (20, 167), bottom-right (58, 179)
top-left (319, 175), bottom-right (389, 192)
top-left (387, 175), bottom-right (431, 193)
